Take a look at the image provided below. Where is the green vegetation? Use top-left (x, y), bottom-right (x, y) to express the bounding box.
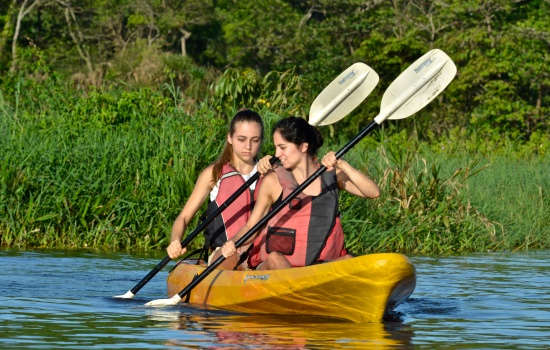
top-left (0, 0), bottom-right (548, 254)
top-left (341, 140), bottom-right (549, 255)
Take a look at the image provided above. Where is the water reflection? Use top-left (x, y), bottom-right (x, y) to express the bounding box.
top-left (146, 309), bottom-right (414, 349)
top-left (2, 249), bottom-right (550, 349)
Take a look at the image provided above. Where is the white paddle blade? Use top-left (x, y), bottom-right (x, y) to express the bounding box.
top-left (114, 290), bottom-right (135, 299)
top-left (144, 294), bottom-right (182, 307)
top-left (309, 62), bottom-right (379, 126)
top-left (375, 49), bottom-right (457, 124)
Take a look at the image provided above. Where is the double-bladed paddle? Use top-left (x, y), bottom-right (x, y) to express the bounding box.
top-left (144, 48), bottom-right (456, 307)
top-left (114, 61), bottom-right (379, 299)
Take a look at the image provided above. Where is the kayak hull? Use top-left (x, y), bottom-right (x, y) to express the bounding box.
top-left (167, 253), bottom-right (415, 322)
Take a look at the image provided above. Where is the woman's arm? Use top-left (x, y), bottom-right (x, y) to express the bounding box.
top-left (321, 151), bottom-right (380, 199)
top-left (166, 165), bottom-right (214, 259)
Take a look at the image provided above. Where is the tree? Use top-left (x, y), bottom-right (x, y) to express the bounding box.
top-left (10, 0), bottom-right (52, 72)
top-left (0, 0), bottom-right (17, 68)
top-left (57, 0), bottom-right (94, 73)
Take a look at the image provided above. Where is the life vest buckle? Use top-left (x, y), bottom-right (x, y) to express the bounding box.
top-left (289, 197), bottom-right (302, 210)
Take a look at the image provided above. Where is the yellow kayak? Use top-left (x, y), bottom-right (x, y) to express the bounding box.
top-left (167, 253), bottom-right (415, 323)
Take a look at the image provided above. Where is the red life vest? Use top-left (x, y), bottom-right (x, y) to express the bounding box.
top-left (204, 163), bottom-right (260, 249)
top-left (248, 165), bottom-right (346, 268)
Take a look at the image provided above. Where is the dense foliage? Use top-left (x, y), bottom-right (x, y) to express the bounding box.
top-left (0, 0), bottom-right (548, 253)
top-left (1, 0), bottom-right (548, 142)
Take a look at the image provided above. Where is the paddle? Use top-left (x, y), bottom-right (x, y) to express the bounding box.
top-left (144, 49), bottom-right (456, 308)
top-left (114, 62), bottom-right (379, 299)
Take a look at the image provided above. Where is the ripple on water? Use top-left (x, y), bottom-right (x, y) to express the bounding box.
top-left (1, 249), bottom-right (550, 349)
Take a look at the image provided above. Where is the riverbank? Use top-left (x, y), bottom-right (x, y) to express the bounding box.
top-left (1, 83), bottom-right (548, 255)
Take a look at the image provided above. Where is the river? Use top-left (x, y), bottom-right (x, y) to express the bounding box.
top-left (1, 249), bottom-right (549, 349)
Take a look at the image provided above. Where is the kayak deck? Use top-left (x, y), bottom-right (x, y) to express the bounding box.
top-left (167, 253), bottom-right (415, 322)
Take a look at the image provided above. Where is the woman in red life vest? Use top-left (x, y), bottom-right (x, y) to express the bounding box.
top-left (220, 117), bottom-right (380, 270)
top-left (166, 109), bottom-right (264, 268)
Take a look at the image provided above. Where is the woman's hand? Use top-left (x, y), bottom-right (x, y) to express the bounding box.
top-left (258, 155), bottom-right (275, 174)
top-left (221, 240), bottom-right (237, 258)
top-left (166, 240), bottom-right (187, 259)
top-left (321, 151), bottom-right (344, 171)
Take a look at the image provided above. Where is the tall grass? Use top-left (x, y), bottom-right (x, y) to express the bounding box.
top-left (460, 156), bottom-right (549, 250)
top-left (337, 129), bottom-right (549, 255)
top-left (1, 77), bottom-right (548, 254)
top-left (0, 76), bottom-right (290, 252)
top-left (340, 143), bottom-right (496, 255)
top-left (0, 80), bottom-right (221, 250)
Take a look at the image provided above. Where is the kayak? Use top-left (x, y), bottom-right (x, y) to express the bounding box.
top-left (167, 253), bottom-right (415, 322)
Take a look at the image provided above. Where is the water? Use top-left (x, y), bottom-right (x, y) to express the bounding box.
top-left (1, 249), bottom-right (549, 349)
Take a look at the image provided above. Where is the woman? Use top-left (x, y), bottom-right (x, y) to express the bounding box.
top-left (220, 116), bottom-right (380, 270)
top-left (166, 109), bottom-right (264, 268)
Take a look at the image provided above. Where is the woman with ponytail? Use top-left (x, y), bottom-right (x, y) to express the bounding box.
top-left (166, 109), bottom-right (264, 265)
top-left (219, 116), bottom-right (380, 270)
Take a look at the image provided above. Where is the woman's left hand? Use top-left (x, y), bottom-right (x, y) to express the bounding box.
top-left (321, 151), bottom-right (343, 171)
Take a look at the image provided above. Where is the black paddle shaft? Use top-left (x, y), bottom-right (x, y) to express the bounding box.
top-left (128, 157), bottom-right (279, 295)
top-left (177, 121), bottom-right (379, 299)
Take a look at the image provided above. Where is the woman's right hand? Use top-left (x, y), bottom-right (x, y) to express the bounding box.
top-left (221, 240), bottom-right (237, 258)
top-left (258, 155), bottom-right (274, 174)
top-left (166, 240), bottom-right (187, 259)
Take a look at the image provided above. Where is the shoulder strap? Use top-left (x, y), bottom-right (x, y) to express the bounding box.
top-left (220, 170), bottom-right (240, 180)
top-left (320, 170), bottom-right (339, 193)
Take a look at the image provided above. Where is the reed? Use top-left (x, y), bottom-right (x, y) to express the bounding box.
top-left (1, 78), bottom-right (548, 255)
top-left (340, 145), bottom-right (494, 255)
top-left (0, 78), bottom-right (287, 252)
top-left (1, 80), bottom-right (218, 250)
top-left (338, 131), bottom-right (549, 255)
top-left (457, 155), bottom-right (549, 251)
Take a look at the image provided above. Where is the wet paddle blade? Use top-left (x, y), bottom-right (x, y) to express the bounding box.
top-left (375, 49), bottom-right (457, 124)
top-left (114, 290), bottom-right (135, 299)
top-left (309, 62), bottom-right (379, 126)
top-left (145, 294), bottom-right (182, 307)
